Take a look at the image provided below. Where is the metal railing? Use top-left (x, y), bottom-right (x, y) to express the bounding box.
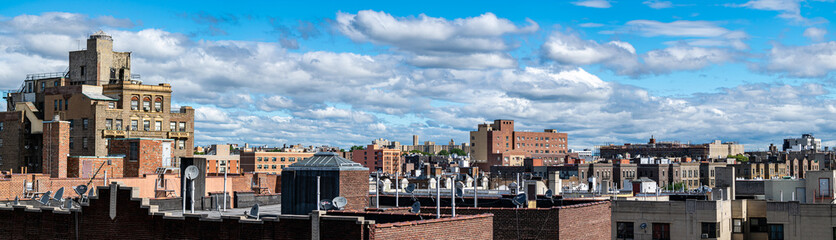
top-left (25, 72), bottom-right (67, 81)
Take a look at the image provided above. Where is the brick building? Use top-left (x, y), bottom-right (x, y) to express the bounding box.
top-left (240, 151), bottom-right (314, 174)
top-left (1, 31), bottom-right (194, 173)
top-left (281, 152), bottom-right (369, 214)
top-left (469, 119), bottom-right (569, 172)
top-left (600, 137), bottom-right (744, 160)
top-left (202, 144), bottom-right (241, 174)
top-left (352, 144), bottom-right (402, 174)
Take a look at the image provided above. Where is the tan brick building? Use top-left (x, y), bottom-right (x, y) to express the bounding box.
top-left (240, 151), bottom-right (315, 174)
top-left (470, 119), bottom-right (569, 172)
top-left (1, 31), bottom-right (194, 173)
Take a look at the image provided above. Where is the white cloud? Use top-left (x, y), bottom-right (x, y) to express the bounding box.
top-left (642, 46), bottom-right (735, 73)
top-left (624, 20), bottom-right (731, 38)
top-left (803, 27), bottom-right (828, 41)
top-left (643, 0), bottom-right (674, 9)
top-left (761, 41), bottom-right (836, 77)
top-left (571, 0), bottom-right (612, 8)
top-left (730, 0), bottom-right (829, 24)
top-left (579, 23), bottom-right (604, 28)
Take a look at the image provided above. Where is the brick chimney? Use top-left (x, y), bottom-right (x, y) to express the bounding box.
top-left (42, 116), bottom-right (69, 178)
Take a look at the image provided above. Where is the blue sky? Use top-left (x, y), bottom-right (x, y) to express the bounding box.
top-left (1, 0), bottom-right (835, 150)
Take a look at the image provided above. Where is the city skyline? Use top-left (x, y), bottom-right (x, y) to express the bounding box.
top-left (2, 1), bottom-right (836, 149)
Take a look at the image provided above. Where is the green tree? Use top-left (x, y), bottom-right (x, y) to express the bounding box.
top-left (449, 148), bottom-right (467, 156)
top-left (408, 150), bottom-right (430, 155)
top-left (438, 150), bottom-right (450, 156)
top-left (350, 145), bottom-right (365, 151)
top-left (728, 154), bottom-right (748, 163)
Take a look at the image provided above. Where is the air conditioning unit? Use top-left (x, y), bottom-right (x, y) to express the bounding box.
top-left (143, 107), bottom-right (150, 111)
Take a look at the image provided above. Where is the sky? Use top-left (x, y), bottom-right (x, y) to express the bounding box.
top-left (1, 0), bottom-right (836, 150)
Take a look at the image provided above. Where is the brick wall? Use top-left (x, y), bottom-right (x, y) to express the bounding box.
top-left (109, 138), bottom-right (170, 177)
top-left (369, 213), bottom-right (493, 240)
top-left (558, 201), bottom-right (611, 240)
top-left (67, 156), bottom-right (125, 178)
top-left (339, 170), bottom-right (369, 211)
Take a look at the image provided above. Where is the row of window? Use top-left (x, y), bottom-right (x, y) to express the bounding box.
top-left (256, 157), bottom-right (305, 162)
top-left (129, 96), bottom-right (165, 112)
top-left (257, 164), bottom-right (284, 170)
top-left (53, 99), bottom-right (69, 112)
top-left (105, 119), bottom-right (187, 132)
top-left (616, 219), bottom-right (784, 240)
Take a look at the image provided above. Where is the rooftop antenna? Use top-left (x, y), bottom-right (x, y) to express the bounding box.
top-left (40, 191), bottom-right (52, 206)
top-left (332, 196), bottom-right (347, 210)
top-left (245, 203), bottom-right (260, 219)
top-left (512, 193), bottom-right (527, 208)
top-left (410, 201), bottom-right (421, 214)
top-left (545, 189), bottom-right (555, 204)
top-left (183, 165), bottom-right (199, 214)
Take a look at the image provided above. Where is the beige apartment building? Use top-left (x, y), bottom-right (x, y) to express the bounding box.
top-left (240, 151), bottom-right (315, 174)
top-left (0, 31), bottom-right (194, 172)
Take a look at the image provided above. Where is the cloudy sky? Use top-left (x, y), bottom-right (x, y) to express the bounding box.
top-left (1, 0), bottom-right (836, 150)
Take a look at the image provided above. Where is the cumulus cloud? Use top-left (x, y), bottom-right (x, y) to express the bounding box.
top-left (759, 41), bottom-right (836, 77)
top-left (803, 27), bottom-right (828, 41)
top-left (614, 20), bottom-right (749, 50)
top-left (571, 0), bottom-right (612, 8)
top-left (730, 0), bottom-right (829, 24)
top-left (541, 30), bottom-right (735, 76)
top-left (334, 10), bottom-right (536, 69)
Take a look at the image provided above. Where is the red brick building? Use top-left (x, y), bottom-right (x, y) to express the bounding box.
top-left (107, 138), bottom-right (174, 177)
top-left (352, 144), bottom-right (402, 174)
top-left (470, 119), bottom-right (569, 172)
top-left (42, 119), bottom-right (69, 178)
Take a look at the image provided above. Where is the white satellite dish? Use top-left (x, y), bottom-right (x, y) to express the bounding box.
top-left (332, 196), bottom-right (348, 209)
top-left (184, 165), bottom-right (200, 180)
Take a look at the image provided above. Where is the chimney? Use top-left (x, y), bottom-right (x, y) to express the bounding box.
top-left (42, 120), bottom-right (70, 177)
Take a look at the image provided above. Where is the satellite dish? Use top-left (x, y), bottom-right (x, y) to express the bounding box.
top-left (184, 165), bottom-right (200, 180)
top-left (53, 187), bottom-right (64, 201)
top-left (406, 184), bottom-right (416, 193)
top-left (73, 185), bottom-right (88, 196)
top-left (319, 200), bottom-right (333, 210)
top-left (545, 189), bottom-right (553, 198)
top-left (455, 188), bottom-right (463, 198)
top-left (332, 196), bottom-right (348, 209)
top-left (512, 193), bottom-right (526, 207)
top-left (640, 223), bottom-right (647, 229)
top-left (40, 191), bottom-right (52, 206)
top-left (246, 204), bottom-right (260, 219)
top-left (410, 202), bottom-right (421, 214)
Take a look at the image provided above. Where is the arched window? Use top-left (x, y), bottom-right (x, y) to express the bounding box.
top-left (142, 97), bottom-right (151, 111)
top-left (154, 97), bottom-right (163, 112)
top-left (130, 96), bottom-right (139, 110)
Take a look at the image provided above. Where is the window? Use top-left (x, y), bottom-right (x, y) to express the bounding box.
top-left (54, 81), bottom-right (59, 87)
top-left (154, 97), bottom-right (162, 112)
top-left (69, 137), bottom-right (74, 149)
top-left (769, 224), bottom-right (784, 240)
top-left (129, 142), bottom-right (139, 161)
top-left (750, 218), bottom-right (768, 232)
top-left (110, 68), bottom-right (116, 79)
top-left (64, 99), bottom-right (68, 111)
top-left (54, 100), bottom-right (58, 111)
top-left (115, 119), bottom-right (123, 130)
top-left (257, 157), bottom-right (262, 162)
top-left (290, 157), bottom-right (296, 161)
top-left (616, 222), bottom-right (634, 240)
top-left (41, 82), bottom-right (45, 92)
top-left (701, 222), bottom-right (718, 238)
top-left (106, 119), bottom-right (113, 130)
top-left (0, 139), bottom-right (3, 147)
top-left (131, 96), bottom-right (139, 110)
top-left (0, 122), bottom-right (3, 131)
top-left (652, 223), bottom-right (670, 240)
top-left (82, 137), bottom-right (88, 149)
top-left (281, 157), bottom-right (286, 162)
top-left (178, 140), bottom-right (185, 149)
top-left (179, 122), bottom-right (186, 132)
top-left (143, 97), bottom-right (151, 111)
top-left (170, 122), bottom-right (176, 131)
top-left (82, 118), bottom-right (89, 130)
top-left (272, 157), bottom-right (276, 162)
top-left (80, 66), bottom-right (85, 76)
top-left (68, 120), bottom-right (74, 130)
top-left (155, 121), bottom-right (162, 131)
top-left (131, 120), bottom-right (138, 131)
top-left (143, 120), bottom-right (150, 131)
top-left (272, 165), bottom-right (277, 169)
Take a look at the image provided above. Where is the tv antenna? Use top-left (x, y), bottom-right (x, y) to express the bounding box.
top-left (410, 201), bottom-right (421, 214)
top-left (332, 196), bottom-right (347, 210)
top-left (183, 165), bottom-right (199, 214)
top-left (39, 191), bottom-right (52, 206)
top-left (512, 193), bottom-right (527, 208)
top-left (245, 203), bottom-right (260, 219)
